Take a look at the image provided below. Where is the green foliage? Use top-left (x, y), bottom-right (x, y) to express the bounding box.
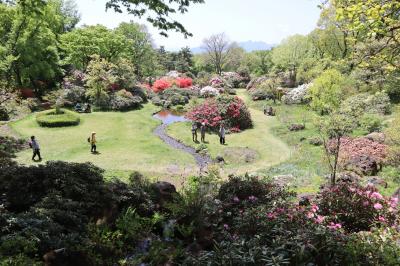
top-left (61, 25), bottom-right (127, 70)
top-left (115, 22), bottom-right (156, 78)
top-left (105, 0), bottom-right (205, 37)
top-left (36, 108), bottom-right (80, 127)
top-left (252, 78), bottom-right (281, 102)
top-left (272, 34), bottom-right (313, 86)
top-left (0, 0), bottom-right (72, 92)
top-left (386, 110), bottom-right (400, 166)
top-left (110, 89), bottom-right (143, 111)
top-left (359, 113), bottom-right (383, 133)
top-left (85, 55), bottom-right (116, 107)
top-left (317, 111), bottom-right (355, 184)
top-left (345, 229), bottom-right (400, 266)
top-left (308, 69), bottom-right (346, 115)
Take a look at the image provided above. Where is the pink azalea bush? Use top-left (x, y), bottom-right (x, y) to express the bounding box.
top-left (328, 137), bottom-right (388, 175)
top-left (210, 76), bottom-right (224, 88)
top-left (315, 182), bottom-right (398, 233)
top-left (186, 95), bottom-right (252, 131)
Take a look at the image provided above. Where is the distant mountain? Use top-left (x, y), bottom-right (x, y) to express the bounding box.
top-left (190, 41), bottom-right (274, 54)
top-left (238, 41), bottom-right (275, 52)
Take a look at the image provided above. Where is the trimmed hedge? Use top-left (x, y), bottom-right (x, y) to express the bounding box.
top-left (36, 109), bottom-right (80, 127)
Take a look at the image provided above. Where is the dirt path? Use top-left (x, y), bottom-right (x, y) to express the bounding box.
top-left (153, 123), bottom-right (212, 171)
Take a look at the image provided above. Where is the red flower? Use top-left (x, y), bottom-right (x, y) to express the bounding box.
top-left (153, 79), bottom-right (172, 93)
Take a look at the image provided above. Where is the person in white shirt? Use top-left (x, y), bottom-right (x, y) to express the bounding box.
top-left (30, 136), bottom-right (42, 161)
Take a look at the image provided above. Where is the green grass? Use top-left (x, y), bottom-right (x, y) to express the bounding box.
top-left (10, 104), bottom-right (196, 180)
top-left (167, 89), bottom-right (291, 176)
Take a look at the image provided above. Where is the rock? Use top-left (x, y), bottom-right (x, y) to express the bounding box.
top-left (309, 137), bottom-right (323, 146)
top-left (288, 124), bottom-right (305, 131)
top-left (282, 83), bottom-right (312, 105)
top-left (151, 182), bottom-right (177, 205)
top-left (273, 174), bottom-right (295, 186)
top-left (344, 155), bottom-right (379, 176)
top-left (367, 176), bottom-right (388, 188)
top-left (215, 156), bottom-right (225, 163)
top-left (222, 147), bottom-right (259, 164)
top-left (246, 76), bottom-right (269, 91)
top-left (366, 132), bottom-right (385, 144)
top-left (337, 172), bottom-right (361, 184)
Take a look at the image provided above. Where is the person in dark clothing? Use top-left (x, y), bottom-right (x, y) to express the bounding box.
top-left (191, 122), bottom-right (198, 142)
top-left (29, 136), bottom-right (42, 161)
top-left (219, 124), bottom-right (226, 145)
top-left (200, 122), bottom-right (206, 143)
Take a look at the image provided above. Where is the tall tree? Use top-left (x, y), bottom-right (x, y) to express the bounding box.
top-left (202, 33), bottom-right (232, 75)
top-left (176, 46), bottom-right (193, 73)
top-left (61, 25), bottom-right (127, 70)
top-left (272, 34), bottom-right (313, 86)
top-left (0, 0), bottom-right (73, 93)
top-left (115, 22), bottom-right (155, 78)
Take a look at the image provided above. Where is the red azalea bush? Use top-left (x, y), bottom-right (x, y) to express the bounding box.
top-left (314, 182), bottom-right (398, 233)
top-left (176, 77), bottom-right (193, 88)
top-left (153, 79), bottom-right (172, 93)
top-left (186, 95), bottom-right (252, 131)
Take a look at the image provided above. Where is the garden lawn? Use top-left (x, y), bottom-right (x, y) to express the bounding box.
top-left (10, 104), bottom-right (196, 180)
top-left (167, 89), bottom-right (291, 176)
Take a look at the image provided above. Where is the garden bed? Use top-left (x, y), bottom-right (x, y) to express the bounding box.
top-left (36, 109), bottom-right (80, 127)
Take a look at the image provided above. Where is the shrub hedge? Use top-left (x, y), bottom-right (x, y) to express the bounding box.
top-left (36, 109), bottom-right (80, 127)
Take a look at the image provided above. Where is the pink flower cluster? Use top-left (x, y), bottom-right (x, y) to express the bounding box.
top-left (186, 100), bottom-right (222, 127)
top-left (328, 137), bottom-right (388, 165)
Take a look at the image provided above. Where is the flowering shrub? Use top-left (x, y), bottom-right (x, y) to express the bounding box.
top-left (110, 89), bottom-right (143, 111)
top-left (186, 95), bottom-right (252, 131)
top-left (315, 182), bottom-right (398, 233)
top-left (176, 77), bottom-right (193, 88)
top-left (328, 137), bottom-right (388, 175)
top-left (209, 76), bottom-right (224, 88)
top-left (200, 86), bottom-right (219, 98)
top-left (152, 79), bottom-right (172, 93)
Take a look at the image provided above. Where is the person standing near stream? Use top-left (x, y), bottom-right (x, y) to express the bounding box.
top-left (219, 124), bottom-right (226, 145)
top-left (191, 122), bottom-right (198, 142)
top-left (200, 122), bottom-right (206, 143)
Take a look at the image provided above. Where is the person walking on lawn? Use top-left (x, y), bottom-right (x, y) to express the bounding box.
top-left (88, 132), bottom-right (97, 153)
top-left (191, 122), bottom-right (198, 142)
top-left (29, 136), bottom-right (42, 161)
top-left (219, 124), bottom-right (226, 145)
top-left (200, 122), bottom-right (206, 143)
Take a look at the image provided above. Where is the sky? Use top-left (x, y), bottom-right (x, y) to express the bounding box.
top-left (76, 0), bottom-right (322, 50)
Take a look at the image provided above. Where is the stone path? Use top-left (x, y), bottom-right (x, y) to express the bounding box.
top-left (153, 123), bottom-right (211, 171)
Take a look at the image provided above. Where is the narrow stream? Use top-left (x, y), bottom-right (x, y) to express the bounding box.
top-left (152, 110), bottom-right (211, 171)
